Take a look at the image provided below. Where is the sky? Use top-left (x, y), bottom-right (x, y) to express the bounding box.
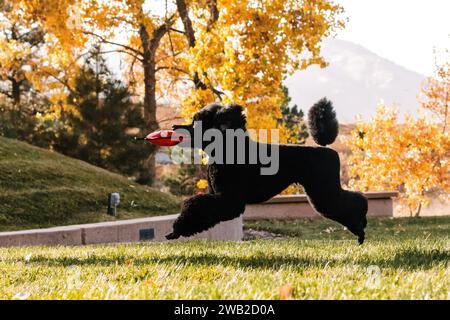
top-left (114, 0), bottom-right (450, 77)
top-left (335, 0), bottom-right (450, 76)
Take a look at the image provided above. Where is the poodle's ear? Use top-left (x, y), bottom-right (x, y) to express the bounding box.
top-left (215, 104), bottom-right (247, 130)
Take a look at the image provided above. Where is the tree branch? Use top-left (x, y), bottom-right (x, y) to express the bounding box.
top-left (83, 31), bottom-right (144, 57)
top-left (149, 16), bottom-right (176, 53)
top-left (176, 0), bottom-right (196, 47)
top-left (206, 0), bottom-right (219, 31)
top-left (169, 28), bottom-right (185, 34)
top-left (155, 66), bottom-right (190, 74)
top-left (127, 54), bottom-right (139, 86)
top-left (176, 0), bottom-right (225, 98)
top-left (139, 25), bottom-right (150, 57)
top-left (211, 86), bottom-right (225, 99)
top-left (156, 51), bottom-right (183, 64)
top-left (39, 70), bottom-right (76, 96)
top-left (97, 49), bottom-right (143, 62)
top-left (176, 0), bottom-right (206, 90)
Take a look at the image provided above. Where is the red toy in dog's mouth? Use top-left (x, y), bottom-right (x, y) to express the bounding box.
top-left (134, 130), bottom-right (189, 146)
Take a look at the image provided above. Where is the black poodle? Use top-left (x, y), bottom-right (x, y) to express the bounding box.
top-left (166, 99), bottom-right (368, 243)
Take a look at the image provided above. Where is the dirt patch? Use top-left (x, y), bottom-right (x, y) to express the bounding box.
top-left (243, 228), bottom-right (290, 240)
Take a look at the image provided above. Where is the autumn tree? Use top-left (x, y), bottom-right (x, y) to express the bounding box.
top-left (419, 57), bottom-right (449, 132)
top-left (0, 3), bottom-right (46, 106)
top-left (9, 0), bottom-right (345, 184)
top-left (343, 59), bottom-right (450, 216)
top-left (0, 3), bottom-right (56, 143)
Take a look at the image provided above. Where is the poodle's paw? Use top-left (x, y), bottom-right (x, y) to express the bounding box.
top-left (351, 214), bottom-right (367, 245)
top-left (358, 231), bottom-right (365, 245)
top-left (343, 213), bottom-right (366, 244)
top-left (165, 232), bottom-right (180, 240)
top-left (347, 193), bottom-right (368, 245)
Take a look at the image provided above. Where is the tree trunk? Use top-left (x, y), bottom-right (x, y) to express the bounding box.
top-left (176, 0), bottom-right (218, 93)
top-left (138, 56), bottom-right (159, 185)
top-left (138, 22), bottom-right (171, 185)
top-left (10, 26), bottom-right (21, 107)
top-left (143, 60), bottom-right (158, 132)
top-left (413, 203), bottom-right (422, 217)
top-left (11, 78), bottom-right (21, 106)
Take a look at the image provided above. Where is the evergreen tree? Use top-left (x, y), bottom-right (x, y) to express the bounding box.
top-left (55, 49), bottom-right (154, 181)
top-left (277, 85), bottom-right (309, 144)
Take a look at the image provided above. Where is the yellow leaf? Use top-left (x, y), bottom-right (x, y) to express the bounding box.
top-left (196, 179), bottom-right (208, 190)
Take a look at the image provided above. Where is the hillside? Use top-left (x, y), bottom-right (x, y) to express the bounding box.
top-left (0, 137), bottom-right (180, 231)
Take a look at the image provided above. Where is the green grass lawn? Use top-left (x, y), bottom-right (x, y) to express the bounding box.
top-left (0, 216), bottom-right (448, 299)
top-left (0, 137), bottom-right (180, 231)
top-left (245, 215), bottom-right (450, 241)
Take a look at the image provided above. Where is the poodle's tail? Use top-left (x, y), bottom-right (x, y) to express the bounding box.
top-left (308, 98), bottom-right (339, 146)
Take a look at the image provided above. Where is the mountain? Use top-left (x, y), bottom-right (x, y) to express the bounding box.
top-left (285, 39), bottom-right (427, 123)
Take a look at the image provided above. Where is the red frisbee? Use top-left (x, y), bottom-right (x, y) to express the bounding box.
top-left (142, 130), bottom-right (188, 146)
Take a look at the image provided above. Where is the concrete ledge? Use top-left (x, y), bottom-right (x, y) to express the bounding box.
top-left (264, 191), bottom-right (398, 204)
top-left (244, 191), bottom-right (398, 220)
top-left (0, 214), bottom-right (243, 247)
top-left (0, 191), bottom-right (396, 246)
top-left (0, 226), bottom-right (82, 247)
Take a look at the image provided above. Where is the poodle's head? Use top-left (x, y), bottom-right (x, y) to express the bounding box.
top-left (172, 103), bottom-right (246, 149)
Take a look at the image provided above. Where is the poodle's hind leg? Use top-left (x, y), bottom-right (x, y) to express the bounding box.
top-left (305, 188), bottom-right (368, 244)
top-left (300, 148), bottom-right (368, 243)
top-left (165, 193), bottom-right (245, 240)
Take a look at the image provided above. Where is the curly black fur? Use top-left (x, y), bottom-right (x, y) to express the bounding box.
top-left (308, 98), bottom-right (339, 146)
top-left (166, 101), bottom-right (368, 244)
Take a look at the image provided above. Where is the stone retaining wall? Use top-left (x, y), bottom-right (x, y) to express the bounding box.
top-left (0, 215), bottom-right (243, 247)
top-left (0, 191), bottom-right (397, 247)
top-left (244, 191), bottom-right (398, 220)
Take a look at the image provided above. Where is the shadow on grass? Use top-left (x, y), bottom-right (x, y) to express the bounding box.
top-left (25, 247), bottom-right (450, 271)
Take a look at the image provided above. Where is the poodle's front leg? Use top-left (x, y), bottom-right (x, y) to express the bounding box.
top-left (165, 193), bottom-right (245, 240)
